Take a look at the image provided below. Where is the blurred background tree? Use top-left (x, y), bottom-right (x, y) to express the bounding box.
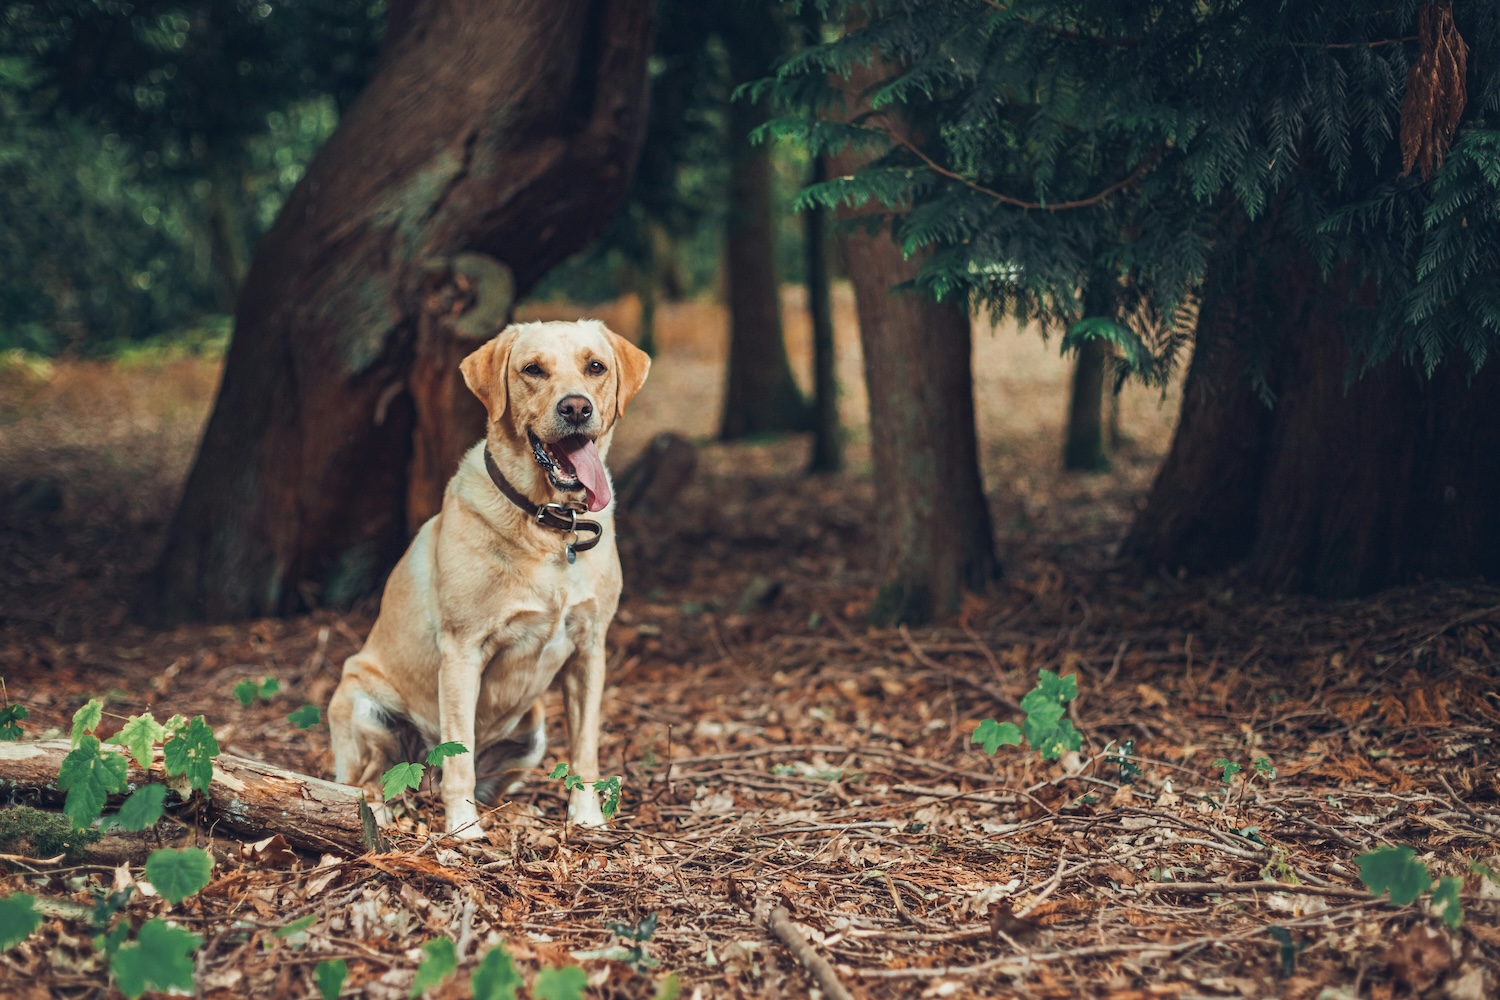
top-left (0, 0), bottom-right (382, 353)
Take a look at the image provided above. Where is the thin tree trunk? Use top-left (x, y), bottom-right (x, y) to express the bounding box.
top-left (805, 156), bottom-right (842, 473)
top-left (1125, 219), bottom-right (1500, 595)
top-left (1064, 336), bottom-right (1109, 471)
top-left (150, 0), bottom-right (653, 621)
top-left (719, 7), bottom-right (810, 440)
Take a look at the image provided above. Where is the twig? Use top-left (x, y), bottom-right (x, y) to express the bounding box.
top-left (1138, 881), bottom-right (1370, 900)
top-left (1014, 846), bottom-right (1067, 918)
top-left (763, 904), bottom-right (855, 1000)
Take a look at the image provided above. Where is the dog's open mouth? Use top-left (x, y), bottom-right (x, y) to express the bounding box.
top-left (529, 432), bottom-right (611, 512)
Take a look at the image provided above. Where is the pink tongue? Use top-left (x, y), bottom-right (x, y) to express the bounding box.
top-left (556, 437), bottom-right (610, 512)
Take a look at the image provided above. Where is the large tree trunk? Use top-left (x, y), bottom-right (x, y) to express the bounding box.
top-left (719, 6), bottom-right (811, 440)
top-left (805, 156), bottom-right (842, 473)
top-left (1125, 221), bottom-right (1500, 595)
top-left (150, 0), bottom-right (653, 621)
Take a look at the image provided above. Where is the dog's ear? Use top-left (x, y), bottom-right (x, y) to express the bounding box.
top-left (605, 328), bottom-right (651, 419)
top-left (461, 327), bottom-right (519, 420)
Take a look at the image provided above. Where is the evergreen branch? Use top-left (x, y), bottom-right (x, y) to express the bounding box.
top-left (881, 119), bottom-right (1159, 212)
top-left (978, 0), bottom-right (1142, 48)
top-left (1290, 36), bottom-right (1418, 50)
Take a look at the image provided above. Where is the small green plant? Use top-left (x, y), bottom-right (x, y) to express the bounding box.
top-left (410, 936), bottom-right (458, 996)
top-left (548, 763), bottom-right (623, 819)
top-left (315, 958), bottom-right (347, 1000)
top-left (0, 892), bottom-right (41, 950)
top-left (144, 847), bottom-right (213, 904)
top-left (1105, 739), bottom-right (1142, 783)
top-left (287, 705), bottom-right (323, 729)
top-left (0, 680), bottom-right (26, 741)
top-left (469, 941), bottom-right (586, 1000)
top-left (110, 918), bottom-right (202, 999)
top-left (601, 912), bottom-right (660, 971)
top-left (1357, 845), bottom-right (1464, 929)
top-left (233, 676), bottom-right (281, 707)
top-left (1213, 758), bottom-right (1243, 783)
top-left (379, 743), bottom-right (470, 801)
top-left (972, 669), bottom-right (1082, 762)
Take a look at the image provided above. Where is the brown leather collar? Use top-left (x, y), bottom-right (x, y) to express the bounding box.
top-left (483, 448), bottom-right (603, 560)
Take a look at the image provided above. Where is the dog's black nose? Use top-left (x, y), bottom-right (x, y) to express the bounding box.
top-left (557, 395), bottom-right (593, 425)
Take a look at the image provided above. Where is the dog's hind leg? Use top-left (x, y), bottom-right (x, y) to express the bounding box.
top-left (472, 699), bottom-right (547, 805)
top-left (328, 664), bottom-right (403, 789)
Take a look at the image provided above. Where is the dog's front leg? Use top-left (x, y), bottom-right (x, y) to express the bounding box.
top-left (437, 636), bottom-right (488, 841)
top-left (561, 643), bottom-right (608, 827)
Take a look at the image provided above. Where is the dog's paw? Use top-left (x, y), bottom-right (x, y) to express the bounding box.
top-left (567, 787), bottom-right (608, 829)
top-left (444, 802), bottom-right (485, 841)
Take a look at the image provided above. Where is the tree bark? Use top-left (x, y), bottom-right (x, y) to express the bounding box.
top-left (0, 740), bottom-right (365, 853)
top-left (1125, 220), bottom-right (1500, 595)
top-left (805, 156), bottom-right (843, 473)
top-left (1064, 339), bottom-right (1109, 471)
top-left (719, 5), bottom-right (811, 440)
top-left (150, 0), bottom-right (653, 621)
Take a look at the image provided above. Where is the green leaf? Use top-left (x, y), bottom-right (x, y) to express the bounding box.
top-left (233, 680), bottom-right (258, 707)
top-left (533, 965), bottom-right (588, 1000)
top-left (471, 943), bottom-right (524, 1000)
top-left (653, 973), bottom-right (681, 1000)
top-left (1432, 876), bottom-right (1463, 929)
top-left (259, 677), bottom-right (280, 699)
top-left (972, 719), bottom-right (1022, 755)
top-left (71, 698), bottom-right (104, 746)
top-left (145, 847), bottom-right (213, 904)
top-left (275, 914), bottom-right (317, 938)
top-left (113, 784), bottom-right (167, 832)
top-left (287, 705), bottom-right (322, 730)
top-left (1033, 718), bottom-right (1083, 761)
top-left (1061, 317), bottom-right (1161, 384)
top-left (1213, 759), bottom-right (1243, 784)
top-left (1253, 757), bottom-right (1276, 779)
top-left (110, 918), bottom-right (201, 999)
top-left (316, 958), bottom-right (347, 1000)
top-left (0, 892), bottom-right (41, 950)
top-left (594, 775), bottom-right (623, 818)
top-left (162, 715), bottom-right (220, 793)
top-left (58, 735), bottom-right (129, 829)
top-left (425, 742), bottom-right (468, 766)
top-left (0, 703), bottom-right (27, 741)
top-left (381, 761), bottom-right (425, 800)
top-left (97, 918), bottom-right (130, 957)
top-left (548, 762), bottom-right (570, 780)
top-left (1357, 845), bottom-right (1433, 905)
top-left (410, 936), bottom-right (457, 997)
top-left (108, 713), bottom-right (167, 769)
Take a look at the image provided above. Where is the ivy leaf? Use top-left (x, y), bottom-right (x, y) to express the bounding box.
top-left (1431, 876), bottom-right (1463, 929)
top-left (972, 719), bottom-right (1022, 755)
top-left (259, 676), bottom-right (280, 699)
top-left (0, 893), bottom-right (41, 951)
top-left (1357, 845), bottom-right (1433, 905)
top-left (1033, 718), bottom-right (1083, 761)
top-left (70, 698), bottom-right (104, 747)
top-left (113, 784), bottom-right (167, 832)
top-left (145, 847), bottom-right (213, 904)
top-left (0, 703), bottom-right (28, 741)
top-left (471, 943), bottom-right (524, 1000)
top-left (1214, 758), bottom-right (1243, 784)
top-left (594, 776), bottom-right (623, 819)
top-left (233, 680), bottom-right (258, 707)
top-left (316, 958), bottom-right (347, 1000)
top-left (162, 715), bottom-right (220, 793)
top-left (58, 735), bottom-right (129, 829)
top-left (425, 742), bottom-right (468, 766)
top-left (110, 918), bottom-right (201, 1000)
top-left (548, 762), bottom-right (570, 780)
top-left (287, 705), bottom-right (322, 730)
top-left (409, 936), bottom-right (457, 997)
top-left (381, 761), bottom-right (425, 800)
top-left (533, 965), bottom-right (589, 1000)
top-left (108, 713), bottom-right (167, 769)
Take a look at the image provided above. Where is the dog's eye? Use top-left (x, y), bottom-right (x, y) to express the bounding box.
top-left (587, 360), bottom-right (607, 375)
top-left (522, 363), bottom-right (545, 377)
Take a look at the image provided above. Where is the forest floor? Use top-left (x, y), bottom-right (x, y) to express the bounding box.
top-left (1, 293), bottom-right (1497, 999)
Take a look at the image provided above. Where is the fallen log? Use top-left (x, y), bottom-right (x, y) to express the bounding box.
top-left (0, 739), bottom-right (365, 853)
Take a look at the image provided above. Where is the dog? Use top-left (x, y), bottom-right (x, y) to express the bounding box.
top-left (328, 319), bottom-right (649, 839)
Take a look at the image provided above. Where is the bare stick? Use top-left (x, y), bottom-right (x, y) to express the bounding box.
top-left (764, 905), bottom-right (855, 1000)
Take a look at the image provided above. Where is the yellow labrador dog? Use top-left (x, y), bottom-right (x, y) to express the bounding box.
top-left (328, 320), bottom-right (649, 839)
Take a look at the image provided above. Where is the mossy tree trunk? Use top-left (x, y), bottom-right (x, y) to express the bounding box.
top-left (1063, 273), bottom-right (1118, 471)
top-left (1125, 217), bottom-right (1500, 595)
top-left (151, 0), bottom-right (653, 621)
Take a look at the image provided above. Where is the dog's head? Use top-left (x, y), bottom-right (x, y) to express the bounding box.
top-left (460, 320), bottom-right (650, 512)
